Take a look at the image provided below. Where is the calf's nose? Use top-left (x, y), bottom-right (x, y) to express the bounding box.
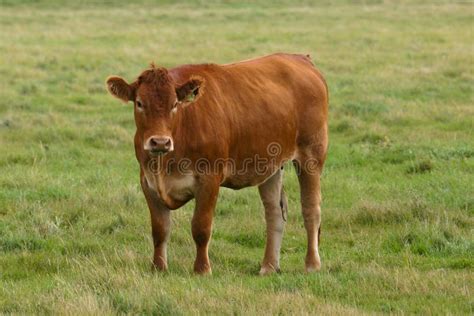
top-left (144, 136), bottom-right (173, 154)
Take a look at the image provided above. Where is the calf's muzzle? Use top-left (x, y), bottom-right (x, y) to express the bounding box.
top-left (144, 136), bottom-right (174, 155)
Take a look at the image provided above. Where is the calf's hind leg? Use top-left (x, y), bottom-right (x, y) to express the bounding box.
top-left (294, 154), bottom-right (325, 273)
top-left (258, 169), bottom-right (287, 275)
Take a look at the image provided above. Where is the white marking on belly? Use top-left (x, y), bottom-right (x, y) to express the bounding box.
top-left (144, 167), bottom-right (195, 201)
top-left (166, 175), bottom-right (195, 201)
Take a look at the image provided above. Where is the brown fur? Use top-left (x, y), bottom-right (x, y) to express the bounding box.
top-left (106, 53), bottom-right (328, 274)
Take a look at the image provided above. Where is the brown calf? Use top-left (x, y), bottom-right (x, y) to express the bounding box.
top-left (106, 53), bottom-right (328, 274)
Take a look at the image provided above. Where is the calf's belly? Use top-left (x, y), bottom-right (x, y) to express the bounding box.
top-left (221, 146), bottom-right (296, 190)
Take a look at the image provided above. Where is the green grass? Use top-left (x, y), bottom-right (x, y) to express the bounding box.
top-left (1, 0), bottom-right (473, 314)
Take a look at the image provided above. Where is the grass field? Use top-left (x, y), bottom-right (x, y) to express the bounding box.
top-left (1, 0), bottom-right (473, 314)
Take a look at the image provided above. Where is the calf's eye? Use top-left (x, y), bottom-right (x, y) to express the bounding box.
top-left (136, 101), bottom-right (143, 109)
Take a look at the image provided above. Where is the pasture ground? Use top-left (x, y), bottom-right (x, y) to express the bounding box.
top-left (0, 0), bottom-right (472, 314)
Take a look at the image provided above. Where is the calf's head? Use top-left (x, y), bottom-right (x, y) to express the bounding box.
top-left (106, 65), bottom-right (203, 156)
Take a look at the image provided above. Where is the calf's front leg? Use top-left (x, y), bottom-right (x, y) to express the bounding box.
top-left (192, 177), bottom-right (220, 274)
top-left (141, 175), bottom-right (171, 271)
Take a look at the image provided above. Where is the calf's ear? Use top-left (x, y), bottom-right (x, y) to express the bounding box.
top-left (175, 76), bottom-right (205, 105)
top-left (106, 76), bottom-right (135, 103)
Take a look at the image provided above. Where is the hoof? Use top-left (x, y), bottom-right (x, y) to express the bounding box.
top-left (305, 264), bottom-right (321, 273)
top-left (151, 263), bottom-right (168, 272)
top-left (194, 268), bottom-right (212, 275)
top-left (305, 254), bottom-right (321, 273)
top-left (152, 254), bottom-right (168, 272)
top-left (194, 263), bottom-right (212, 275)
top-left (259, 263), bottom-right (280, 276)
